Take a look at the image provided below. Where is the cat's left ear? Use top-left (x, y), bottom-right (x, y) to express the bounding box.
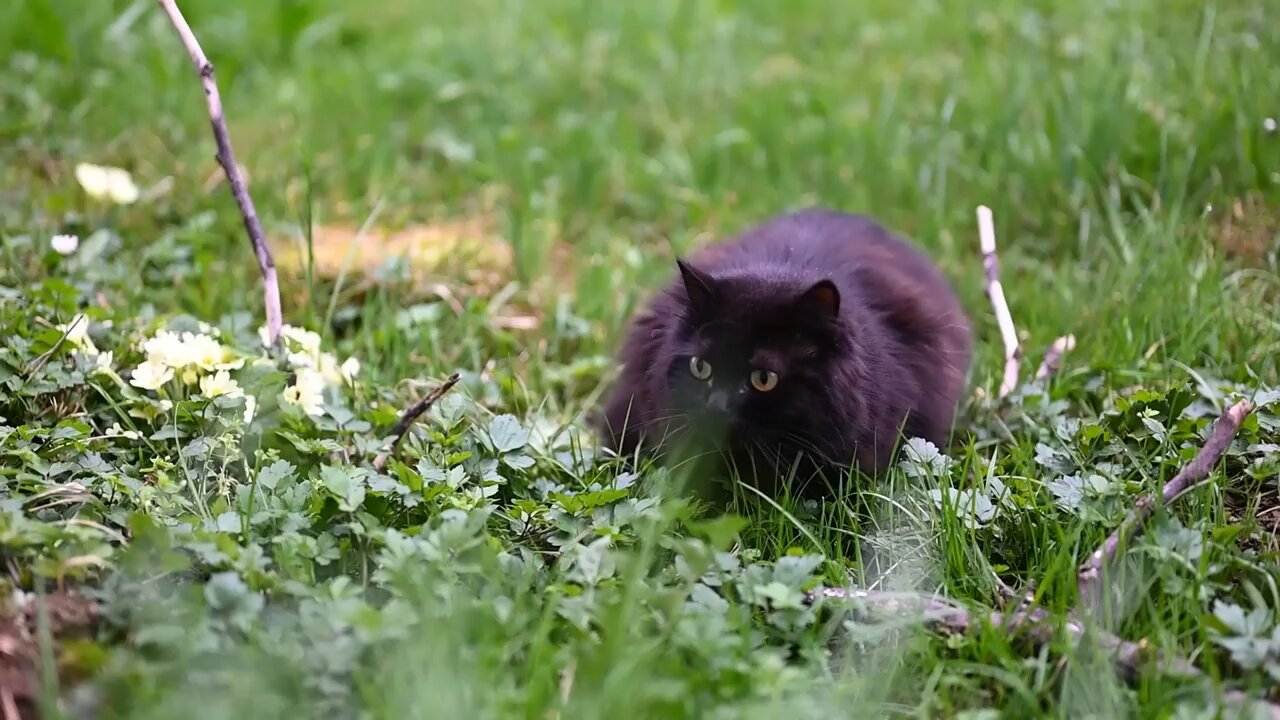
top-left (797, 279), bottom-right (840, 317)
top-left (676, 259), bottom-right (717, 310)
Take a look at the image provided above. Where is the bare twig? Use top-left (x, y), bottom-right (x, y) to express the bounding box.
top-left (156, 0), bottom-right (283, 345)
top-left (1077, 400), bottom-right (1254, 603)
top-left (372, 373), bottom-right (463, 472)
top-left (809, 587), bottom-right (1280, 718)
top-left (803, 399), bottom-right (1269, 712)
top-left (977, 206), bottom-right (1021, 399)
top-left (1035, 334), bottom-right (1077, 382)
top-left (0, 687), bottom-right (18, 720)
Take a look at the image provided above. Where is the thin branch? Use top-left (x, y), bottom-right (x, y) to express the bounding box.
top-left (156, 0), bottom-right (283, 345)
top-left (1077, 399), bottom-right (1254, 602)
top-left (1034, 334), bottom-right (1076, 382)
top-left (977, 206), bottom-right (1021, 399)
top-left (807, 586), bottom-right (1280, 718)
top-left (372, 373), bottom-right (463, 472)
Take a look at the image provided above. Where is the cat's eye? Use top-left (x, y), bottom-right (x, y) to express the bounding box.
top-left (750, 369), bottom-right (779, 392)
top-left (689, 356), bottom-right (713, 380)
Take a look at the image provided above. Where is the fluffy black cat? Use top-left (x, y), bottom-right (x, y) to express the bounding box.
top-left (595, 207), bottom-right (973, 499)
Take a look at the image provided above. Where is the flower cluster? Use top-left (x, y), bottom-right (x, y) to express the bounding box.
top-left (132, 329), bottom-right (246, 390)
top-left (264, 324), bottom-right (360, 417)
top-left (121, 322), bottom-right (359, 423)
top-left (127, 326), bottom-right (257, 423)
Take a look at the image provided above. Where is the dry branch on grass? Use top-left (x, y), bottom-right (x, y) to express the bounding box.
top-left (977, 207), bottom-right (1076, 397)
top-left (806, 586), bottom-right (1280, 719)
top-left (372, 373), bottom-right (463, 472)
top-left (1077, 399), bottom-right (1254, 604)
top-left (156, 0), bottom-right (283, 346)
top-left (808, 396), bottom-right (1264, 711)
top-left (1035, 334), bottom-right (1077, 381)
top-left (977, 205), bottom-right (1022, 398)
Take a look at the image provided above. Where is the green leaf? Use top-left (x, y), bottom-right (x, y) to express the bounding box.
top-left (256, 460), bottom-right (295, 491)
top-left (319, 464), bottom-right (367, 513)
top-left (501, 452), bottom-right (535, 470)
top-left (688, 514), bottom-right (747, 550)
top-left (489, 414), bottom-right (529, 453)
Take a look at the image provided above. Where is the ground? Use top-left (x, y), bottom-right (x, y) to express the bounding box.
top-left (1, 0), bottom-right (1279, 717)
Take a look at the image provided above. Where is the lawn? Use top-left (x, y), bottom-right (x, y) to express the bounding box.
top-left (2, 0), bottom-right (1279, 717)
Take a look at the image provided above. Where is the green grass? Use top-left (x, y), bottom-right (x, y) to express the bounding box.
top-left (2, 0), bottom-right (1279, 717)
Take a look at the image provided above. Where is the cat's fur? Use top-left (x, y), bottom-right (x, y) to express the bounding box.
top-left (594, 207), bottom-right (973, 499)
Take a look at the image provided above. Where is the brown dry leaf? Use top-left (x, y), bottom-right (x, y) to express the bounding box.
top-left (273, 214), bottom-right (513, 285)
top-left (1213, 193), bottom-right (1279, 264)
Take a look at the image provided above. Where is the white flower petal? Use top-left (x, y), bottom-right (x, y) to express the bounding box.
top-left (199, 370), bottom-right (244, 399)
top-left (340, 357), bottom-right (360, 382)
top-left (129, 359), bottom-right (174, 391)
top-left (51, 234), bottom-right (79, 255)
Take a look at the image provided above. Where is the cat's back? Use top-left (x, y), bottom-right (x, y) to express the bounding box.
top-left (691, 207), bottom-right (959, 301)
top-left (698, 206), bottom-right (970, 365)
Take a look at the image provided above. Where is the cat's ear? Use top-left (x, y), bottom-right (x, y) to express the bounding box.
top-left (797, 279), bottom-right (840, 317)
top-left (676, 259), bottom-right (717, 310)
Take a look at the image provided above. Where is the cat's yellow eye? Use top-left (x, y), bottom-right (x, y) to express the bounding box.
top-left (689, 356), bottom-right (713, 380)
top-left (750, 369), bottom-right (779, 392)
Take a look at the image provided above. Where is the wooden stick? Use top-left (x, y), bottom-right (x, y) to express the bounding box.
top-left (807, 586), bottom-right (1280, 718)
top-left (1077, 399), bottom-right (1254, 603)
top-left (372, 373), bottom-right (462, 472)
top-left (1035, 334), bottom-right (1077, 381)
top-left (977, 206), bottom-right (1021, 399)
top-left (156, 0), bottom-right (283, 346)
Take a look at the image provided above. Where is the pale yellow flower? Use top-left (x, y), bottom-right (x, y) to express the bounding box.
top-left (56, 314), bottom-right (99, 356)
top-left (317, 353), bottom-right (343, 385)
top-left (74, 162), bottom-right (140, 204)
top-left (129, 359), bottom-right (174, 391)
top-left (141, 329), bottom-right (242, 376)
top-left (281, 367), bottom-right (326, 416)
top-left (282, 325), bottom-right (323, 356)
top-left (199, 370), bottom-right (244, 399)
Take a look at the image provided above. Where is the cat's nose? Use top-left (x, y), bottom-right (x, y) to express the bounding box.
top-left (704, 390), bottom-right (730, 413)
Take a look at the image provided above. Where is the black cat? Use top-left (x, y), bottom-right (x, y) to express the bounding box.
top-left (594, 208), bottom-right (973, 499)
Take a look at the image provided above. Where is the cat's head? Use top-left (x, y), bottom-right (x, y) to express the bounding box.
top-left (658, 258), bottom-right (847, 441)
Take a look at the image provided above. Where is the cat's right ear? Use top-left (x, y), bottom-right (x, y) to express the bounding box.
top-left (676, 259), bottom-right (717, 310)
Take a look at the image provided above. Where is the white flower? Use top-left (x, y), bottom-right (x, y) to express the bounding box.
top-left (199, 370), bottom-right (244, 399)
top-left (287, 351), bottom-right (315, 369)
top-left (318, 353), bottom-right (343, 385)
top-left (340, 357), bottom-right (360, 383)
top-left (56, 314), bottom-right (99, 356)
top-left (1266, 117), bottom-right (1277, 133)
top-left (93, 351), bottom-right (114, 375)
top-left (106, 423), bottom-right (141, 441)
top-left (281, 367), bottom-right (326, 416)
top-left (74, 162), bottom-right (140, 204)
top-left (282, 325), bottom-right (323, 356)
top-left (51, 234), bottom-right (79, 255)
top-left (242, 395), bottom-right (257, 424)
top-left (142, 330), bottom-right (187, 367)
top-left (129, 359), bottom-right (174, 391)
